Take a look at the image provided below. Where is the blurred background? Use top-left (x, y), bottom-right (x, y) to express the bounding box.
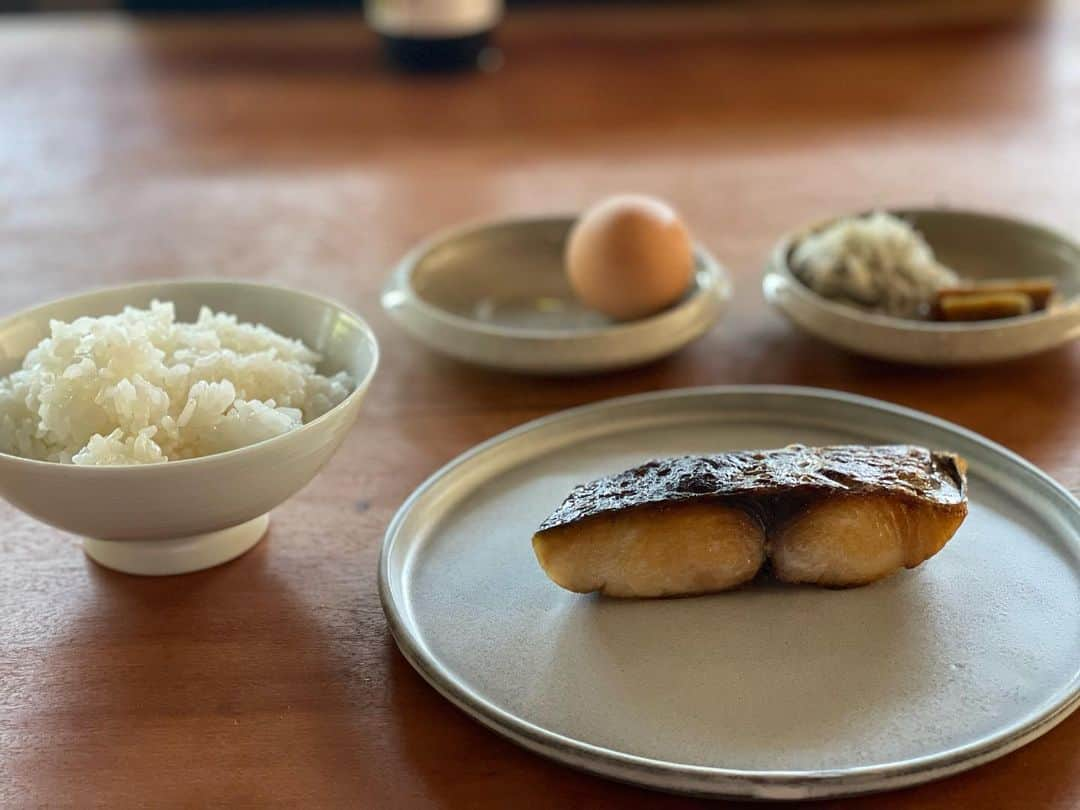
top-left (0, 0), bottom-right (1049, 24)
top-left (2, 0), bottom-right (1071, 322)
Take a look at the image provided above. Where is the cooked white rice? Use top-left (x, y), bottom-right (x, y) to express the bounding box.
top-left (0, 301), bottom-right (354, 465)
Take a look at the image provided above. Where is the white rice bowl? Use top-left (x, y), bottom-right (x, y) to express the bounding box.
top-left (0, 301), bottom-right (354, 465)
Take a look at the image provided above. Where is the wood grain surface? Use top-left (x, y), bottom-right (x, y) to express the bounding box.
top-left (1, 7), bottom-right (1077, 809)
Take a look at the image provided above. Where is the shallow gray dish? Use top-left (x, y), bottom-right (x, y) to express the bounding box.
top-left (380, 386), bottom-right (1080, 800)
top-left (382, 217), bottom-right (730, 375)
top-left (764, 208), bottom-right (1080, 365)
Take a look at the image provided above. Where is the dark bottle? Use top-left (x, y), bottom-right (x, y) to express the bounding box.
top-left (367, 0), bottom-right (503, 73)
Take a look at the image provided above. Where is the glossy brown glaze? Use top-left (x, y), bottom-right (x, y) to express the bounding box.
top-left (537, 445), bottom-right (967, 534)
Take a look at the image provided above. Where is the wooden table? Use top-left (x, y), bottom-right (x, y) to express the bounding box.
top-left (1, 8), bottom-right (1077, 808)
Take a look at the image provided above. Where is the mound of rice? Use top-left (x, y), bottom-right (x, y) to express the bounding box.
top-left (0, 301), bottom-right (354, 465)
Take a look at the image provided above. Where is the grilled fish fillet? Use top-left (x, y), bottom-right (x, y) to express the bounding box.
top-left (532, 445), bottom-right (968, 597)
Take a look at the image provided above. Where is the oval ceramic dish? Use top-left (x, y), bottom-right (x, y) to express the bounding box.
top-left (382, 216), bottom-right (730, 375)
top-left (380, 386), bottom-right (1080, 800)
top-left (763, 208), bottom-right (1080, 365)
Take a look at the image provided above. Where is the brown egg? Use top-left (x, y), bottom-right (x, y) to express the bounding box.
top-left (566, 195), bottom-right (694, 321)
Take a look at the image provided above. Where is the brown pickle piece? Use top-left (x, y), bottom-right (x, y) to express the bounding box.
top-left (936, 291), bottom-right (1033, 321)
top-left (935, 277), bottom-right (1057, 312)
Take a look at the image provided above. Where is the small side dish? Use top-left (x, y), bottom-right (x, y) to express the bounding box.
top-left (383, 215), bottom-right (729, 374)
top-left (791, 211), bottom-right (1059, 322)
top-left (532, 444), bottom-right (968, 597)
top-left (0, 301), bottom-right (354, 465)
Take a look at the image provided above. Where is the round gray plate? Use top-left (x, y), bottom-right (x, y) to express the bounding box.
top-left (380, 387), bottom-right (1080, 800)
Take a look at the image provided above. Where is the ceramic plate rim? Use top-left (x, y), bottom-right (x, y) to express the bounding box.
top-left (379, 385), bottom-right (1080, 799)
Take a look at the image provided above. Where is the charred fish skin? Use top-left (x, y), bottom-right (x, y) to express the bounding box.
top-left (532, 445), bottom-right (968, 596)
top-left (537, 445), bottom-right (966, 534)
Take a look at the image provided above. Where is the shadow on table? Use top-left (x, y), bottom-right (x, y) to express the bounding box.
top-left (7, 532), bottom-right (397, 806)
top-left (384, 314), bottom-right (1079, 459)
top-left (739, 329), bottom-right (1080, 457)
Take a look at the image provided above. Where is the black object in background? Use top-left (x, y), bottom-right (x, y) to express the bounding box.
top-left (378, 30), bottom-right (493, 73)
top-left (366, 0), bottom-right (502, 73)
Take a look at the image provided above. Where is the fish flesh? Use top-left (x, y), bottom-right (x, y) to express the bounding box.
top-left (532, 444), bottom-right (968, 597)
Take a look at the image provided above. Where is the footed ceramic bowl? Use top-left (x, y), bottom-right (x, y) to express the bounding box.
top-left (0, 280), bottom-right (378, 575)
